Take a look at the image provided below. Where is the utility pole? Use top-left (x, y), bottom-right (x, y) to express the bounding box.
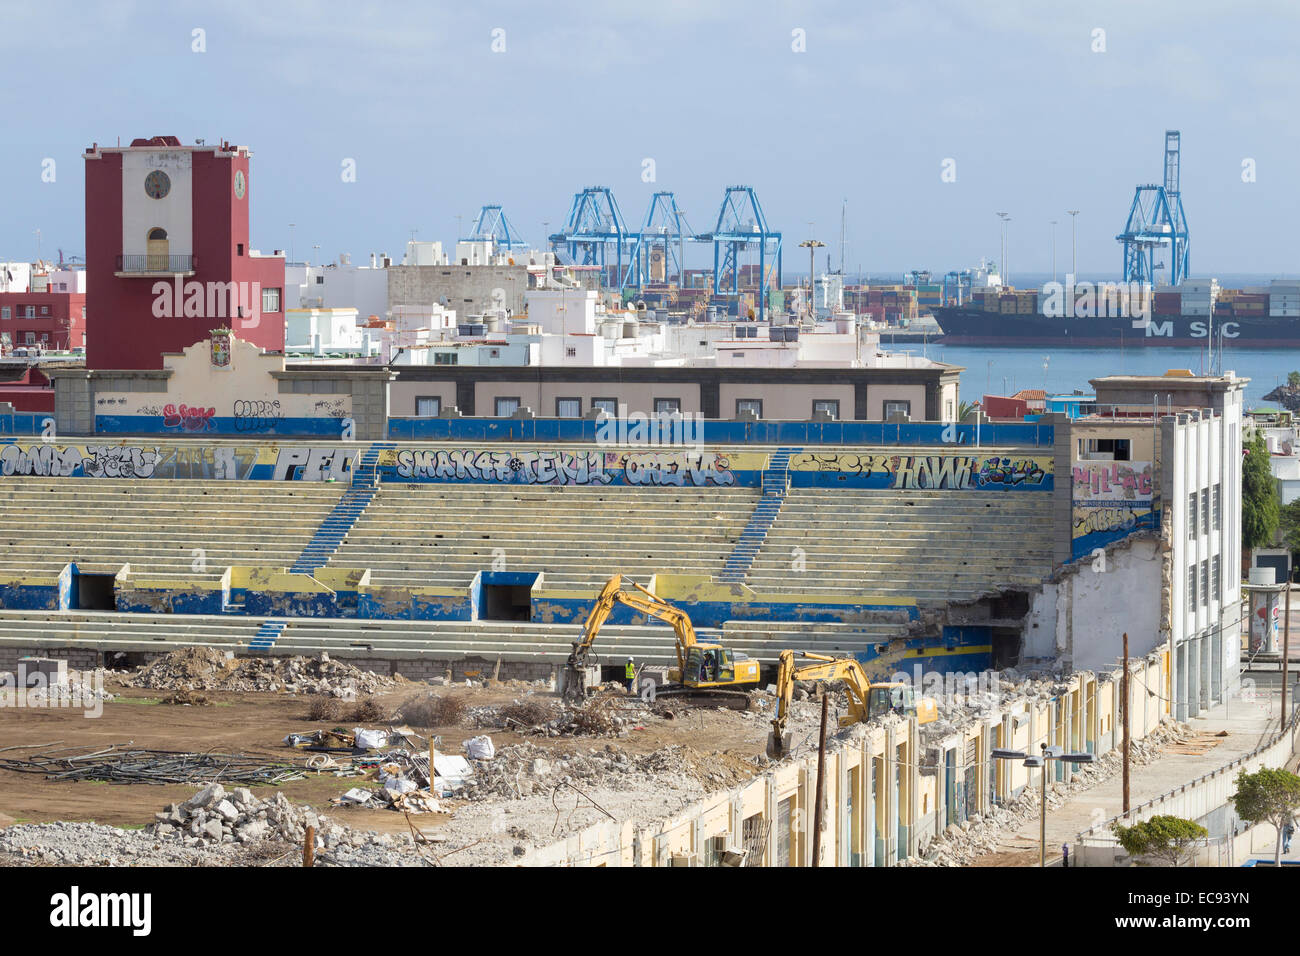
top-left (1039, 743), bottom-right (1048, 868)
top-left (1050, 220), bottom-right (1058, 284)
top-left (1067, 210), bottom-right (1080, 278)
top-left (1122, 632), bottom-right (1131, 814)
top-left (1284, 580), bottom-right (1291, 738)
top-left (812, 692), bottom-right (830, 867)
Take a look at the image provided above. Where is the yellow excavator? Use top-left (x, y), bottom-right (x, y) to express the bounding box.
top-left (564, 574), bottom-right (760, 705)
top-left (767, 649), bottom-right (938, 758)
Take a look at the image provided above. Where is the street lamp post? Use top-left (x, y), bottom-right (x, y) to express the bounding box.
top-left (992, 743), bottom-right (1095, 866)
top-left (1067, 210), bottom-right (1080, 279)
top-left (799, 238), bottom-right (826, 322)
top-left (1050, 220), bottom-right (1058, 285)
top-left (996, 212), bottom-right (1010, 287)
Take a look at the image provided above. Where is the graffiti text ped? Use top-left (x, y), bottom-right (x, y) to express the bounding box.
top-left (595, 407), bottom-right (704, 450)
top-left (151, 277), bottom-right (262, 329)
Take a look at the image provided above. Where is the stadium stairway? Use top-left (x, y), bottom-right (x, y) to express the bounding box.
top-left (717, 446), bottom-right (800, 584)
top-left (286, 442), bottom-right (392, 575)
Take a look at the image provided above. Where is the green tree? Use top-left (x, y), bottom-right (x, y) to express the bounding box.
top-left (958, 400), bottom-right (978, 421)
top-left (1242, 430), bottom-right (1280, 551)
top-left (1288, 371), bottom-right (1300, 389)
top-left (1231, 767), bottom-right (1300, 866)
top-left (1280, 498), bottom-right (1300, 554)
top-left (1111, 815), bottom-right (1208, 867)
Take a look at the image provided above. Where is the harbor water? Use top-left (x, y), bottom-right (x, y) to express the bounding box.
top-left (917, 344), bottom-right (1300, 410)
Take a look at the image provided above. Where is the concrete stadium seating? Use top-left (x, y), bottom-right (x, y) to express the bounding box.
top-left (325, 484), bottom-right (759, 589)
top-left (0, 478), bottom-right (347, 580)
top-left (0, 609), bottom-right (903, 668)
top-left (746, 488), bottom-right (1054, 602)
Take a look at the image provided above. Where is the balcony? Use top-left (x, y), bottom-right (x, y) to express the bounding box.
top-left (115, 254), bottom-right (197, 277)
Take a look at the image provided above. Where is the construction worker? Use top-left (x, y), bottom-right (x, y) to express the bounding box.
top-left (625, 657), bottom-right (636, 693)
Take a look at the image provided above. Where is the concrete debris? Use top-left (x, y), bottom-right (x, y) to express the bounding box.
top-left (903, 720), bottom-right (1188, 867)
top-left (122, 647), bottom-right (401, 697)
top-left (457, 741), bottom-right (759, 801)
top-left (3, 667), bottom-right (115, 706)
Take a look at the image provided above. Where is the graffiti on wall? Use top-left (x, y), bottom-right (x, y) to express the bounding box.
top-left (389, 448), bottom-right (738, 486)
top-left (1071, 460), bottom-right (1157, 553)
top-left (232, 400), bottom-right (286, 433)
top-left (790, 452), bottom-right (1051, 490)
top-left (161, 404), bottom-right (216, 433)
top-left (0, 442), bottom-right (358, 481)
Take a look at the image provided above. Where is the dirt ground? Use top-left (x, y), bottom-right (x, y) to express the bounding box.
top-left (0, 677), bottom-right (778, 836)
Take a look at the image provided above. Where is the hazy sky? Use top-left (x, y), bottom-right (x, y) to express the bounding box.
top-left (3, 0), bottom-right (1298, 277)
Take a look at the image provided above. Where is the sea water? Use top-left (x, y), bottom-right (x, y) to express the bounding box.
top-left (921, 344), bottom-right (1300, 410)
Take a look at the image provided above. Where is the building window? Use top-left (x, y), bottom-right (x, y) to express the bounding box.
top-left (591, 398), bottom-right (618, 418)
top-left (1082, 438), bottom-right (1131, 461)
top-left (415, 396), bottom-right (441, 418)
top-left (736, 398), bottom-right (763, 419)
top-left (262, 287), bottom-right (282, 313)
top-left (237, 243), bottom-right (244, 256)
top-left (883, 399), bottom-right (912, 419)
top-left (495, 397), bottom-right (521, 417)
top-left (434, 352), bottom-right (458, 365)
top-left (1212, 484), bottom-right (1221, 531)
top-left (1188, 493), bottom-right (1198, 540)
top-left (1211, 555), bottom-right (1221, 600)
top-left (1200, 489), bottom-right (1209, 534)
top-left (654, 398), bottom-right (681, 415)
top-left (22, 306), bottom-right (35, 319)
top-left (0, 307), bottom-right (8, 320)
top-left (1200, 559), bottom-right (1209, 607)
top-left (39, 305), bottom-right (48, 316)
top-left (315, 275), bottom-right (325, 285)
top-left (24, 332), bottom-right (34, 345)
top-left (555, 397), bottom-right (582, 418)
top-left (565, 346), bottom-right (577, 358)
top-left (732, 351), bottom-right (745, 359)
top-left (1188, 565), bottom-right (1197, 614)
top-left (813, 399), bottom-right (840, 420)
top-left (945, 400), bottom-right (955, 420)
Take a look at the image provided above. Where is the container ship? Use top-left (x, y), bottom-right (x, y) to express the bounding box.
top-left (934, 279), bottom-right (1300, 347)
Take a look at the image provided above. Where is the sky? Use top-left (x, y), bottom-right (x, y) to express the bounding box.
top-left (3, 0), bottom-right (1299, 278)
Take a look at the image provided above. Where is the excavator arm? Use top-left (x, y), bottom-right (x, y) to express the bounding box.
top-left (766, 640), bottom-right (938, 757)
top-left (567, 574), bottom-right (626, 670)
top-left (769, 651), bottom-right (875, 756)
top-left (566, 575), bottom-right (702, 698)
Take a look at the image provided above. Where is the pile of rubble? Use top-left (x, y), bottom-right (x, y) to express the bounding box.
top-left (0, 798), bottom-right (428, 868)
top-left (147, 782), bottom-right (422, 861)
top-left (907, 720), bottom-right (1187, 867)
top-left (122, 648), bottom-right (400, 698)
top-left (456, 741), bottom-right (757, 801)
top-left (4, 668), bottom-right (115, 708)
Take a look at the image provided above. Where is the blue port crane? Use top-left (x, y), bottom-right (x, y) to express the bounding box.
top-left (463, 204), bottom-right (527, 250)
top-left (693, 185), bottom-right (782, 321)
top-left (1117, 130), bottom-right (1190, 287)
top-left (623, 191), bottom-right (692, 290)
top-left (549, 187), bottom-right (633, 285)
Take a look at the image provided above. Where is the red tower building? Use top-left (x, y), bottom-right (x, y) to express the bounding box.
top-left (83, 136), bottom-right (285, 370)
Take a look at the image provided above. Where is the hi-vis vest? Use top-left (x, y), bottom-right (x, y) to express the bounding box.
top-left (625, 661), bottom-right (635, 679)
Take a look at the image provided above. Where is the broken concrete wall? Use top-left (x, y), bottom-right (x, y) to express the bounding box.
top-left (1021, 536), bottom-right (1162, 672)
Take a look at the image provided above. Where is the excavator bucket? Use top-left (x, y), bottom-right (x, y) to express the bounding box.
top-left (766, 730), bottom-right (792, 759)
